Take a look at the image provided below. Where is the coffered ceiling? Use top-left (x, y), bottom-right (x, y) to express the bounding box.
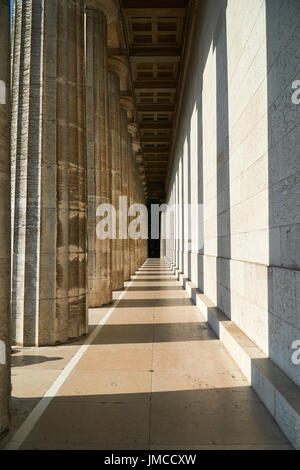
top-left (120, 0), bottom-right (191, 200)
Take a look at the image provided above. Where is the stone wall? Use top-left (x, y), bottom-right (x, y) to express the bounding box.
top-left (166, 0), bottom-right (300, 387)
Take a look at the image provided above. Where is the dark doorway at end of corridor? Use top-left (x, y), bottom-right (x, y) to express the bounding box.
top-left (148, 199), bottom-right (161, 258)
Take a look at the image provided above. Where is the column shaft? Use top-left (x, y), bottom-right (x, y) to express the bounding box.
top-left (120, 109), bottom-right (130, 281)
top-left (128, 133), bottom-right (135, 277)
top-left (108, 71), bottom-right (123, 290)
top-left (11, 0), bottom-right (87, 346)
top-left (133, 157), bottom-right (139, 272)
top-left (0, 0), bottom-right (11, 435)
top-left (86, 8), bottom-right (112, 306)
top-left (56, 0), bottom-right (87, 342)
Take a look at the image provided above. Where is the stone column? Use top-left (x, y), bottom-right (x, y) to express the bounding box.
top-left (136, 161), bottom-right (147, 266)
top-left (11, 0), bottom-right (22, 266)
top-left (108, 56), bottom-right (129, 291)
top-left (120, 108), bottom-right (130, 281)
top-left (0, 0), bottom-right (11, 436)
top-left (108, 69), bottom-right (123, 290)
top-left (133, 153), bottom-right (139, 272)
top-left (12, 0), bottom-right (45, 346)
top-left (131, 127), bottom-right (140, 273)
top-left (127, 132), bottom-right (135, 277)
top-left (86, 5), bottom-right (112, 306)
top-left (160, 211), bottom-right (166, 259)
top-left (175, 169), bottom-right (179, 268)
top-left (138, 161), bottom-right (148, 264)
top-left (120, 95), bottom-right (134, 282)
top-left (178, 154), bottom-right (184, 273)
top-left (11, 0), bottom-right (87, 346)
top-left (141, 185), bottom-right (147, 264)
top-left (139, 181), bottom-right (143, 266)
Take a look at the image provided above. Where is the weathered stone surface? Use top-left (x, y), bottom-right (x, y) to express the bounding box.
top-left (86, 7), bottom-right (112, 307)
top-left (108, 70), bottom-right (123, 290)
top-left (11, 0), bottom-right (88, 346)
top-left (0, 0), bottom-right (10, 436)
top-left (120, 109), bottom-right (130, 281)
top-left (165, 0), bottom-right (300, 439)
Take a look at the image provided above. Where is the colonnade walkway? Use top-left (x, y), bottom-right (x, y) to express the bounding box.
top-left (2, 259), bottom-right (291, 450)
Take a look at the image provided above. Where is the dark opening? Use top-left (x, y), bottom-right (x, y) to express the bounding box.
top-left (148, 199), bottom-right (161, 258)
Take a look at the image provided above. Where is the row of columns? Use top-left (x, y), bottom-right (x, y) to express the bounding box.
top-left (10, 0), bottom-right (148, 348)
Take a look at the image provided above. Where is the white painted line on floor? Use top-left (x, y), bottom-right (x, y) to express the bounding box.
top-left (4, 264), bottom-right (147, 451)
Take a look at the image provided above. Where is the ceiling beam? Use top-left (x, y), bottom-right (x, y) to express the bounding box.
top-left (144, 161), bottom-right (168, 166)
top-left (134, 81), bottom-right (176, 90)
top-left (145, 163), bottom-right (168, 167)
top-left (142, 137), bottom-right (170, 143)
top-left (143, 161), bottom-right (169, 165)
top-left (137, 104), bottom-right (174, 112)
top-left (143, 157), bottom-right (169, 161)
top-left (130, 54), bottom-right (180, 63)
top-left (143, 148), bottom-right (169, 154)
top-left (140, 122), bottom-right (171, 129)
top-left (145, 174), bottom-right (168, 178)
top-left (122, 0), bottom-right (187, 8)
top-left (124, 8), bottom-right (186, 17)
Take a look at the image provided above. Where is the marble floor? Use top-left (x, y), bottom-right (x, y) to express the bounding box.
top-left (1, 259), bottom-right (291, 449)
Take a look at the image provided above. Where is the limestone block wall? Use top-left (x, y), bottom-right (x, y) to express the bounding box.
top-left (166, 0), bottom-right (300, 387)
top-left (0, 0), bottom-right (11, 436)
top-left (265, 0), bottom-right (300, 387)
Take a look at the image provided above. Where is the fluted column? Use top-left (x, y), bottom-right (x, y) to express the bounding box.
top-left (136, 154), bottom-right (148, 264)
top-left (139, 181), bottom-right (145, 265)
top-left (56, 0), bottom-right (87, 342)
top-left (86, 6), bottom-right (112, 306)
top-left (11, 0), bottom-right (22, 267)
top-left (0, 0), bottom-right (11, 435)
top-left (133, 150), bottom-right (139, 272)
top-left (127, 132), bottom-right (135, 277)
top-left (120, 108), bottom-right (130, 281)
top-left (136, 178), bottom-right (141, 267)
top-left (128, 131), bottom-right (139, 276)
top-left (138, 178), bottom-right (147, 266)
top-left (108, 65), bottom-right (123, 290)
top-left (11, 0), bottom-right (87, 346)
top-left (12, 0), bottom-right (45, 345)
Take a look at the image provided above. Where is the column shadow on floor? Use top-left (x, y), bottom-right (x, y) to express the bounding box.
top-left (11, 356), bottom-right (64, 367)
top-left (88, 322), bottom-right (216, 345)
top-left (130, 278), bottom-right (179, 282)
top-left (9, 386), bottom-right (290, 450)
top-left (114, 298), bottom-right (194, 308)
top-left (126, 286), bottom-right (184, 292)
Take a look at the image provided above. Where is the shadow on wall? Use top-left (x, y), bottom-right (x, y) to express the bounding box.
top-left (266, 0), bottom-right (300, 387)
top-left (184, 0), bottom-right (230, 305)
top-left (183, 0), bottom-right (206, 291)
top-left (214, 1), bottom-right (231, 320)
